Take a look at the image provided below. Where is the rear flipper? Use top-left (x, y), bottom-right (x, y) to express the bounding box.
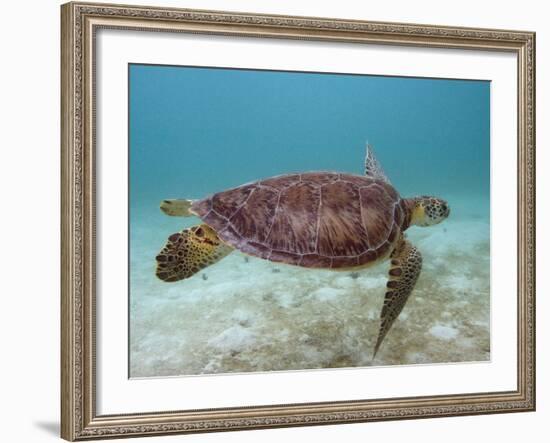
top-left (160, 199), bottom-right (195, 217)
top-left (156, 224), bottom-right (232, 282)
top-left (373, 237), bottom-right (423, 358)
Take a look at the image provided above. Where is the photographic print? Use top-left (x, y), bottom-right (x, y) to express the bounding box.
top-left (62, 4), bottom-right (535, 439)
top-left (129, 64), bottom-right (490, 378)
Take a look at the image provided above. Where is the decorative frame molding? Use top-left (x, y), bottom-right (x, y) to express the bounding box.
top-left (61, 2), bottom-right (535, 440)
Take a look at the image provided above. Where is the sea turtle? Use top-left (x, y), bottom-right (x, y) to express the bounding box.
top-left (155, 144), bottom-right (450, 356)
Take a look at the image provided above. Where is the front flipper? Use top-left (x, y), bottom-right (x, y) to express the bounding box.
top-left (374, 237), bottom-right (422, 358)
top-left (156, 224), bottom-right (232, 282)
top-left (364, 143), bottom-right (391, 184)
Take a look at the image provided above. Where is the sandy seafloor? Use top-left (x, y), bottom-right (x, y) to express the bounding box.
top-left (129, 194), bottom-right (490, 378)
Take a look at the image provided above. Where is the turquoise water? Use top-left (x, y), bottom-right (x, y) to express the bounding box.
top-left (129, 64), bottom-right (490, 377)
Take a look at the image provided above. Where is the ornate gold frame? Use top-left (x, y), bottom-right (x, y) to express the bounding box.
top-left (61, 2), bottom-right (536, 440)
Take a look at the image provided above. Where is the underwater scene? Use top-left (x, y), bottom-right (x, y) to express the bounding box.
top-left (129, 64), bottom-right (490, 377)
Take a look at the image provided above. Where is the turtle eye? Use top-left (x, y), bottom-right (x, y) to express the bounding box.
top-left (441, 203), bottom-right (447, 212)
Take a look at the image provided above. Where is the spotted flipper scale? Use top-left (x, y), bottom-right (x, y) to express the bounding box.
top-left (374, 237), bottom-right (422, 358)
top-left (156, 224), bottom-right (232, 282)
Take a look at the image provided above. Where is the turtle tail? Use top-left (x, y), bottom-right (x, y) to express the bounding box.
top-left (160, 199), bottom-right (195, 216)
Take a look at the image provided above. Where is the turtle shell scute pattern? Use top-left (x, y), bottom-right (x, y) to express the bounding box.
top-left (191, 172), bottom-right (403, 269)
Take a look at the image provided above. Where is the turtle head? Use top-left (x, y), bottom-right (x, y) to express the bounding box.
top-left (409, 196), bottom-right (450, 227)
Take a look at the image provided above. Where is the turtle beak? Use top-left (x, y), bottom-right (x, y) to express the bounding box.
top-left (439, 202), bottom-right (450, 219)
